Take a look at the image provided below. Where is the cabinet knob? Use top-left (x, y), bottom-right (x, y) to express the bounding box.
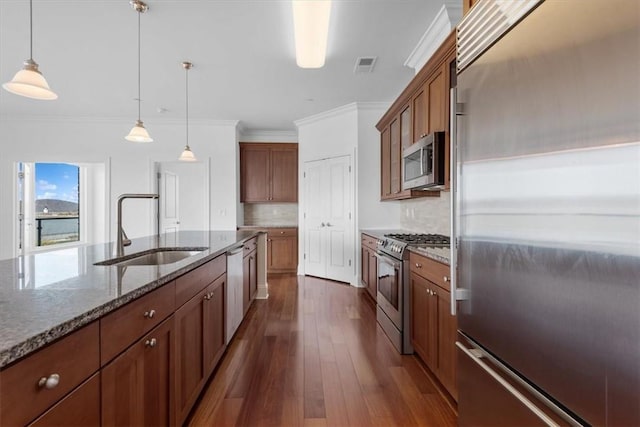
top-left (204, 294), bottom-right (211, 301)
top-left (144, 309), bottom-right (156, 318)
top-left (415, 263), bottom-right (422, 268)
top-left (145, 338), bottom-right (157, 348)
top-left (443, 276), bottom-right (450, 283)
top-left (38, 373), bottom-right (60, 390)
top-left (280, 231), bottom-right (285, 234)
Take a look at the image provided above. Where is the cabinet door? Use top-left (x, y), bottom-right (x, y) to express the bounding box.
top-left (270, 147), bottom-right (298, 202)
top-left (367, 250), bottom-right (378, 300)
top-left (174, 289), bottom-right (207, 425)
top-left (102, 317), bottom-right (174, 427)
top-left (361, 245), bottom-right (370, 288)
top-left (428, 66), bottom-right (446, 133)
top-left (240, 145), bottom-right (270, 202)
top-left (243, 254), bottom-right (251, 314)
top-left (30, 374), bottom-right (100, 427)
top-left (400, 104), bottom-right (412, 150)
top-left (268, 236), bottom-right (298, 273)
top-left (412, 85), bottom-right (428, 143)
top-left (410, 272), bottom-right (429, 359)
top-left (204, 274), bottom-right (226, 378)
top-left (390, 116), bottom-right (401, 194)
top-left (436, 287), bottom-right (458, 400)
top-left (249, 252), bottom-right (258, 299)
top-left (380, 127), bottom-right (391, 199)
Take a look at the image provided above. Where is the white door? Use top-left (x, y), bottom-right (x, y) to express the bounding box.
top-left (304, 155), bottom-right (354, 283)
top-left (157, 162), bottom-right (209, 236)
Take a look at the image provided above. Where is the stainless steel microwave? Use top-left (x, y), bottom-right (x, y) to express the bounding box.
top-left (402, 131), bottom-right (445, 190)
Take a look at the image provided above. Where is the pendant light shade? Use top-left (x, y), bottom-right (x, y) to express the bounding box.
top-left (125, 119), bottom-right (153, 143)
top-left (3, 1), bottom-right (57, 100)
top-left (125, 0), bottom-right (153, 143)
top-left (179, 61), bottom-right (197, 161)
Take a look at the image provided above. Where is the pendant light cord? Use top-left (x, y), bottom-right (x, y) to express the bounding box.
top-left (29, 0), bottom-right (33, 60)
top-left (137, 9), bottom-right (141, 121)
top-left (185, 66), bottom-right (189, 148)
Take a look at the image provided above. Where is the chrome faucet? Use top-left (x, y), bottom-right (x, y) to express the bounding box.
top-left (117, 193), bottom-right (159, 256)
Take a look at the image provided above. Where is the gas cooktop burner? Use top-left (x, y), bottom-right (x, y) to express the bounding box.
top-left (384, 233), bottom-right (450, 246)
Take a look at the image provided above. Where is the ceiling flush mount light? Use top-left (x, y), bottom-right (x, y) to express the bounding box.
top-left (2, 0), bottom-right (57, 100)
top-left (125, 0), bottom-right (153, 143)
top-left (179, 62), bottom-right (196, 162)
top-left (292, 0), bottom-right (332, 68)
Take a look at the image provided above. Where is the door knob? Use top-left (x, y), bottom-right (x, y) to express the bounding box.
top-left (321, 222), bottom-right (326, 227)
top-left (326, 222), bottom-right (332, 227)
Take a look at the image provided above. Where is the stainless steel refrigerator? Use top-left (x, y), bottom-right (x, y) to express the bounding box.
top-left (451, 0), bottom-right (640, 425)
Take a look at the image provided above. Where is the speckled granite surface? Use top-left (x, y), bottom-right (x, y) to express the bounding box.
top-left (408, 246), bottom-right (451, 266)
top-left (0, 230), bottom-right (262, 369)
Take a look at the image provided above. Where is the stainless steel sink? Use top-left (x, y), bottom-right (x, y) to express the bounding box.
top-left (95, 248), bottom-right (206, 267)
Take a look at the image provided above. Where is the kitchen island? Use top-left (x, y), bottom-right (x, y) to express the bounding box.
top-left (0, 230), bottom-right (266, 426)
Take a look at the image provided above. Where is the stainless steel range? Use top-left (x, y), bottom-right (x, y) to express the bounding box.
top-left (375, 233), bottom-right (450, 354)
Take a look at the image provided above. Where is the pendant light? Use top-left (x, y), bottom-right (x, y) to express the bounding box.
top-left (179, 61), bottom-right (197, 161)
top-left (2, 0), bottom-right (57, 100)
top-left (125, 0), bottom-right (153, 143)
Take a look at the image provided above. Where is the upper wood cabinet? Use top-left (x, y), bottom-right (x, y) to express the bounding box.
top-left (240, 143), bottom-right (298, 203)
top-left (376, 31), bottom-right (456, 200)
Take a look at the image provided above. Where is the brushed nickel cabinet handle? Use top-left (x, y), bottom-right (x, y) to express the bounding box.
top-left (415, 263), bottom-right (422, 268)
top-left (144, 309), bottom-right (156, 318)
top-left (38, 373), bottom-right (60, 389)
top-left (443, 276), bottom-right (450, 283)
top-left (145, 338), bottom-right (157, 348)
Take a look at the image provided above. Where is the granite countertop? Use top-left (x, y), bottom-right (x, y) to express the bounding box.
top-left (0, 230), bottom-right (262, 368)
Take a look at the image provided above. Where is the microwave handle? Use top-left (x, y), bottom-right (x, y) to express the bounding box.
top-left (420, 145), bottom-right (424, 176)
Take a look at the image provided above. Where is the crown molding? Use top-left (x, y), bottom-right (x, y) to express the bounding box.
top-left (404, 3), bottom-right (462, 74)
top-left (238, 129), bottom-right (298, 142)
top-left (0, 114), bottom-right (239, 127)
top-left (294, 102), bottom-right (389, 127)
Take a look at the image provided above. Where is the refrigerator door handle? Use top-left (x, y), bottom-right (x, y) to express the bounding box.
top-left (450, 87), bottom-right (470, 315)
top-left (456, 341), bottom-right (563, 427)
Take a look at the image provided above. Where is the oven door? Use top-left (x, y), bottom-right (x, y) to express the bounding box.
top-left (376, 252), bottom-right (403, 329)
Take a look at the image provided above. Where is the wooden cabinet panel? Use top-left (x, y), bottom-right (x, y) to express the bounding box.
top-left (428, 67), bottom-right (446, 133)
top-left (410, 273), bottom-right (430, 362)
top-left (409, 252), bottom-right (450, 291)
top-left (0, 322), bottom-right (99, 427)
top-left (361, 245), bottom-right (369, 289)
top-left (360, 233), bottom-right (379, 301)
top-left (380, 127), bottom-right (391, 199)
top-left (174, 289), bottom-right (207, 425)
top-left (176, 254), bottom-right (226, 308)
top-left (266, 228), bottom-right (298, 273)
top-left (102, 317), bottom-right (174, 427)
top-left (367, 249), bottom-right (377, 300)
top-left (240, 145), bottom-right (270, 202)
top-left (101, 282), bottom-right (175, 365)
top-left (270, 147), bottom-right (298, 202)
top-left (203, 274), bottom-right (226, 378)
top-left (412, 85), bottom-right (428, 143)
top-left (243, 253), bottom-right (251, 314)
top-left (390, 117), bottom-right (401, 194)
top-left (29, 373), bottom-right (100, 427)
top-left (240, 143), bottom-right (298, 203)
top-left (400, 104), bottom-right (412, 151)
top-left (437, 286), bottom-right (458, 400)
top-left (243, 236), bottom-right (258, 257)
top-left (249, 252), bottom-right (258, 300)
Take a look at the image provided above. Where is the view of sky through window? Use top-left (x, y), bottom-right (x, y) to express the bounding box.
top-left (35, 163), bottom-right (79, 203)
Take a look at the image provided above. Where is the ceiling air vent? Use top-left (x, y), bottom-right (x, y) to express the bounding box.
top-left (354, 56), bottom-right (377, 73)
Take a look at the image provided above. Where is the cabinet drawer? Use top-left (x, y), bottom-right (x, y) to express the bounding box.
top-left (100, 282), bottom-right (175, 365)
top-left (361, 233), bottom-right (378, 250)
top-left (243, 237), bottom-right (257, 257)
top-left (29, 373), bottom-right (100, 427)
top-left (0, 322), bottom-right (100, 427)
top-left (175, 255), bottom-right (226, 307)
top-left (410, 252), bottom-right (450, 290)
top-left (266, 228), bottom-right (297, 238)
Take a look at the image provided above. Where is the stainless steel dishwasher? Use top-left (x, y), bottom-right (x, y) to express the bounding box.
top-left (225, 245), bottom-right (244, 344)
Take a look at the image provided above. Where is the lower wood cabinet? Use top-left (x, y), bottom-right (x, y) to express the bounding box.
top-left (267, 228), bottom-right (298, 273)
top-left (360, 233), bottom-right (378, 300)
top-left (102, 316), bottom-right (175, 426)
top-left (29, 373), bottom-right (100, 427)
top-left (175, 273), bottom-right (227, 425)
top-left (410, 252), bottom-right (457, 400)
top-left (243, 248), bottom-right (257, 314)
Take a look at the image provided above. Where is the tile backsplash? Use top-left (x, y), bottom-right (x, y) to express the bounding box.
top-left (243, 203), bottom-right (298, 226)
top-left (400, 192), bottom-right (451, 236)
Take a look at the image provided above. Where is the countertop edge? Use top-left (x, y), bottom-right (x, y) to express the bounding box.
top-left (0, 231), bottom-right (263, 369)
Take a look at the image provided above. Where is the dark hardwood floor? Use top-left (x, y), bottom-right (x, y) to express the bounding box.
top-left (187, 274), bottom-right (457, 426)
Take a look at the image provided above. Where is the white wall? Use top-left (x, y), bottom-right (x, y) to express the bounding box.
top-left (0, 117), bottom-right (239, 259)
